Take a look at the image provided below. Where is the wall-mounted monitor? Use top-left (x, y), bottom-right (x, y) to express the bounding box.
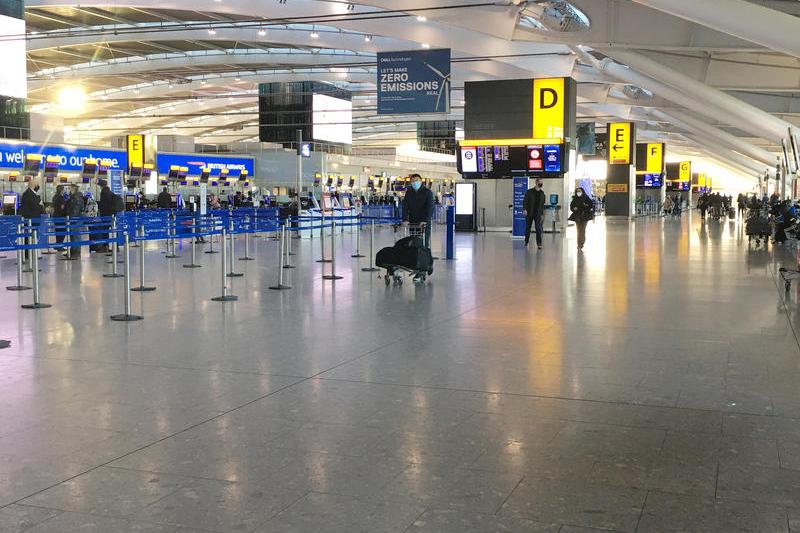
top-left (458, 143), bottom-right (566, 178)
top-left (23, 154), bottom-right (41, 174)
top-left (43, 155), bottom-right (60, 178)
top-left (313, 93), bottom-right (353, 145)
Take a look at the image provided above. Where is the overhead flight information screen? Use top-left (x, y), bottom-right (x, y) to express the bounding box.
top-left (458, 144), bottom-right (564, 178)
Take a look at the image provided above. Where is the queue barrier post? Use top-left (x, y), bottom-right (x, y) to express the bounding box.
top-left (41, 216), bottom-right (55, 255)
top-left (227, 219), bottom-right (244, 278)
top-left (317, 212), bottom-right (330, 263)
top-left (20, 230), bottom-right (51, 310)
top-left (211, 227), bottom-right (238, 302)
top-left (361, 219), bottom-right (380, 272)
top-left (103, 216), bottom-right (124, 278)
top-left (351, 214), bottom-right (365, 258)
top-left (110, 232), bottom-right (143, 322)
top-left (283, 223), bottom-right (296, 269)
top-left (165, 211), bottom-right (178, 258)
top-left (269, 223), bottom-right (291, 290)
top-left (205, 218), bottom-right (219, 254)
top-left (22, 219), bottom-right (34, 273)
top-left (7, 223), bottom-right (31, 291)
top-left (131, 225), bottom-right (156, 292)
top-left (184, 216), bottom-right (202, 268)
top-left (240, 223), bottom-right (254, 261)
top-left (322, 219), bottom-right (343, 281)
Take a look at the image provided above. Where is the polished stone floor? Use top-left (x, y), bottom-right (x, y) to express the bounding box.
top-left (0, 214), bottom-right (799, 532)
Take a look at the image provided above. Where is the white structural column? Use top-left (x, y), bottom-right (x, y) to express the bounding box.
top-left (630, 0), bottom-right (800, 60)
top-left (602, 49), bottom-right (791, 143)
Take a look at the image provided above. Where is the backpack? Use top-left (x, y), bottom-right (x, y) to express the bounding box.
top-left (112, 194), bottom-right (124, 213)
top-left (83, 196), bottom-right (98, 218)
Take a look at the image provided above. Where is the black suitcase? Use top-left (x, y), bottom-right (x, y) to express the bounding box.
top-left (376, 236), bottom-right (433, 278)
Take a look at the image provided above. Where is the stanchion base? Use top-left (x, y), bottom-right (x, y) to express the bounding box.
top-left (110, 313), bottom-right (143, 322)
top-left (239, 257), bottom-right (255, 261)
top-left (323, 275), bottom-right (344, 280)
top-left (351, 254), bottom-right (365, 258)
top-left (131, 243), bottom-right (141, 248)
top-left (283, 264), bottom-right (296, 269)
top-left (361, 267), bottom-right (380, 272)
top-left (0, 340), bottom-right (9, 349)
top-left (288, 252), bottom-right (296, 256)
top-left (131, 286), bottom-right (157, 292)
top-left (41, 250), bottom-right (56, 255)
top-left (204, 250), bottom-right (219, 255)
top-left (165, 254), bottom-right (179, 259)
top-left (102, 273), bottom-right (124, 278)
top-left (183, 264), bottom-right (202, 269)
top-left (316, 259), bottom-right (332, 263)
top-left (227, 272), bottom-right (244, 278)
top-left (6, 285), bottom-right (31, 291)
top-left (211, 295), bottom-right (238, 302)
top-left (106, 259), bottom-right (124, 264)
top-left (269, 284), bottom-right (291, 290)
top-left (59, 256), bottom-right (79, 261)
top-left (21, 303), bottom-right (52, 309)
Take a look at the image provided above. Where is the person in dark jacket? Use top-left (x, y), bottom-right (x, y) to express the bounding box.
top-left (569, 186), bottom-right (594, 250)
top-left (96, 183), bottom-right (115, 253)
top-left (523, 178), bottom-right (546, 249)
top-left (64, 185), bottom-right (84, 257)
top-left (19, 180), bottom-right (43, 219)
top-left (52, 185), bottom-right (67, 250)
top-left (402, 174), bottom-right (434, 248)
top-left (157, 187), bottom-right (172, 209)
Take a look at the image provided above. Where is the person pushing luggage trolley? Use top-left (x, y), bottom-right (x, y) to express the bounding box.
top-left (402, 174), bottom-right (434, 248)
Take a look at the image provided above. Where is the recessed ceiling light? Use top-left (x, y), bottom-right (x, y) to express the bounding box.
top-left (417, 15), bottom-right (427, 22)
top-left (208, 28), bottom-right (216, 35)
top-left (258, 28), bottom-right (266, 36)
top-left (421, 43), bottom-right (430, 48)
top-left (310, 30), bottom-right (319, 39)
top-left (364, 35), bottom-right (372, 42)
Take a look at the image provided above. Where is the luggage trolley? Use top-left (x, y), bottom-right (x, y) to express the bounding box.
top-left (376, 223), bottom-right (433, 285)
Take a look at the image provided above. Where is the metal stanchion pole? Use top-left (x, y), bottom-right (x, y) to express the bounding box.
top-left (361, 219), bottom-right (379, 272)
top-left (41, 215), bottom-right (55, 255)
top-left (60, 216), bottom-right (76, 261)
top-left (184, 216), bottom-right (202, 268)
top-left (317, 212), bottom-right (330, 263)
top-left (240, 226), bottom-right (254, 261)
top-left (111, 233), bottom-right (143, 321)
top-left (322, 220), bottom-right (343, 281)
top-left (22, 219), bottom-right (33, 272)
top-left (283, 223), bottom-right (296, 269)
top-left (131, 226), bottom-right (156, 292)
top-left (212, 228), bottom-right (237, 302)
top-left (21, 229), bottom-right (51, 309)
top-left (165, 211), bottom-right (178, 258)
top-left (286, 217), bottom-right (295, 256)
top-left (7, 223), bottom-right (31, 291)
top-left (205, 216), bottom-right (218, 254)
top-left (227, 219), bottom-right (243, 277)
top-left (269, 224), bottom-right (291, 290)
top-left (103, 216), bottom-right (123, 278)
top-left (351, 214), bottom-right (364, 258)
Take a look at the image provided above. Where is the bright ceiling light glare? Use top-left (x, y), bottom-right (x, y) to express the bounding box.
top-left (208, 28), bottom-right (217, 35)
top-left (310, 29), bottom-right (319, 39)
top-left (258, 27), bottom-right (267, 36)
top-left (56, 86), bottom-right (87, 111)
top-left (421, 43), bottom-right (430, 48)
top-left (417, 15), bottom-right (427, 21)
top-left (364, 34), bottom-right (372, 42)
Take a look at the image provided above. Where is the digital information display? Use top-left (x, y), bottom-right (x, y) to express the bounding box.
top-left (639, 173), bottom-right (662, 188)
top-left (458, 144), bottom-right (564, 178)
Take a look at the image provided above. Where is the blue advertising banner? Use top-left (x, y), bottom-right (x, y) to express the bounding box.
top-left (0, 142), bottom-right (127, 171)
top-left (377, 49), bottom-right (450, 114)
top-left (156, 152), bottom-right (255, 177)
top-left (109, 169), bottom-right (124, 195)
top-left (513, 177), bottom-right (528, 239)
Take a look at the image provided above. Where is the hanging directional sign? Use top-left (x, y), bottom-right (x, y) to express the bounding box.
top-left (679, 161), bottom-right (691, 182)
top-left (646, 143), bottom-right (664, 174)
top-left (608, 122), bottom-right (633, 165)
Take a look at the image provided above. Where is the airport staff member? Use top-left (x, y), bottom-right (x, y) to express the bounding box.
top-left (402, 174), bottom-right (434, 248)
top-left (523, 179), bottom-right (546, 249)
top-left (157, 187), bottom-right (172, 209)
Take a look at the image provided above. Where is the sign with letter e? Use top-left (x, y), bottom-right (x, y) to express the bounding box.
top-left (127, 134), bottom-right (144, 171)
top-left (608, 122), bottom-right (633, 165)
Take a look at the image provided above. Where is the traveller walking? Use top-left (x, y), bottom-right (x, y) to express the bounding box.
top-left (569, 186), bottom-right (594, 250)
top-left (523, 178), bottom-right (546, 249)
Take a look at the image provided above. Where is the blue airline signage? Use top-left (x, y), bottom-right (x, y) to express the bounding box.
top-left (156, 152), bottom-right (255, 177)
top-left (0, 142), bottom-right (127, 171)
top-left (377, 48), bottom-right (451, 114)
top-left (512, 176), bottom-right (528, 239)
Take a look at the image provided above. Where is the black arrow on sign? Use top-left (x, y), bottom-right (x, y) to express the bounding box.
top-left (612, 144), bottom-right (625, 151)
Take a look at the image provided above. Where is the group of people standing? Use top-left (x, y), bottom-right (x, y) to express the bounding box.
top-left (697, 192), bottom-right (733, 219)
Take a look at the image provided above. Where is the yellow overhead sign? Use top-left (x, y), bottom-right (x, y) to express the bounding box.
top-left (532, 78), bottom-right (565, 141)
top-left (679, 161), bottom-right (691, 182)
top-left (127, 134), bottom-right (144, 170)
top-left (608, 122), bottom-right (633, 165)
top-left (646, 143), bottom-right (664, 174)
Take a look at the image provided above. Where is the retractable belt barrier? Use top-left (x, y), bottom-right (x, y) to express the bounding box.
top-left (0, 210), bottom-right (403, 318)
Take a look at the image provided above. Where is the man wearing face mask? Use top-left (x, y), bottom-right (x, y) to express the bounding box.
top-left (19, 179), bottom-right (44, 219)
top-left (402, 174), bottom-right (434, 248)
top-left (523, 179), bottom-right (546, 249)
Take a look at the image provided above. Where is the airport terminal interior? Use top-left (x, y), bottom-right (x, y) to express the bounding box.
top-left (3, 1), bottom-right (800, 532)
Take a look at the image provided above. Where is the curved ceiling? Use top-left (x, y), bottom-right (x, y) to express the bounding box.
top-left (19, 0), bottom-right (800, 178)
